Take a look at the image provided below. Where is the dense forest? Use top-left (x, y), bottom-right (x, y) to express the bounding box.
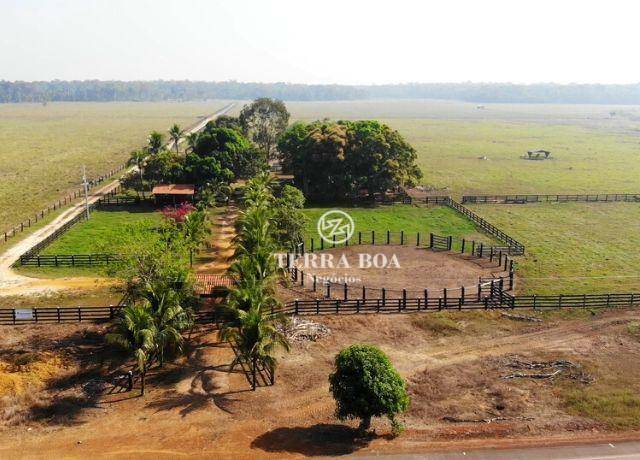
top-left (2, 80), bottom-right (640, 104)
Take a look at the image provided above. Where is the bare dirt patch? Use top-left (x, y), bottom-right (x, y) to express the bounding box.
top-left (1, 309), bottom-right (639, 458)
top-left (295, 246), bottom-right (502, 291)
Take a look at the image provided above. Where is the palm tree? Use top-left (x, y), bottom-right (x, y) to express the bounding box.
top-left (221, 304), bottom-right (290, 389)
top-left (168, 124), bottom-right (184, 153)
top-left (147, 131), bottom-right (164, 155)
top-left (106, 304), bottom-right (156, 395)
top-left (182, 210), bottom-right (210, 267)
top-left (152, 293), bottom-right (192, 366)
top-left (128, 150), bottom-right (146, 198)
top-left (184, 132), bottom-right (199, 154)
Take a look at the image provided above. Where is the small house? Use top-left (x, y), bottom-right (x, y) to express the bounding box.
top-left (152, 184), bottom-right (196, 204)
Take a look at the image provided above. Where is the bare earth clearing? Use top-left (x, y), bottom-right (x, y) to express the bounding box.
top-left (1, 309), bottom-right (639, 458)
top-left (291, 246), bottom-right (505, 293)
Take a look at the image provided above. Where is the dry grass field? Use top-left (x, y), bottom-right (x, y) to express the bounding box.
top-left (0, 101), bottom-right (232, 233)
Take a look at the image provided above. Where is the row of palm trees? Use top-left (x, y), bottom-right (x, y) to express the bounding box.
top-left (222, 173), bottom-right (290, 389)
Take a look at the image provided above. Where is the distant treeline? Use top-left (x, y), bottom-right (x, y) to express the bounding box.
top-left (2, 80), bottom-right (640, 104)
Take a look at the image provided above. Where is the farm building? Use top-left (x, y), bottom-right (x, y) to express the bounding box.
top-left (152, 184), bottom-right (195, 204)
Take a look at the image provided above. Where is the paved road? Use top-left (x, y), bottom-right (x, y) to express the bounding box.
top-left (353, 440), bottom-right (640, 460)
top-left (0, 102), bottom-right (235, 295)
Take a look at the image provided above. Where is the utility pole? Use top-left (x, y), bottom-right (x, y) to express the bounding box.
top-left (82, 165), bottom-right (90, 219)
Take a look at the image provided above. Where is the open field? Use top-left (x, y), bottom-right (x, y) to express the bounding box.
top-left (0, 101), bottom-right (232, 232)
top-left (469, 202), bottom-right (640, 294)
top-left (40, 206), bottom-right (162, 255)
top-left (302, 205), bottom-right (493, 245)
top-left (1, 310), bottom-right (639, 457)
top-left (289, 100), bottom-right (640, 195)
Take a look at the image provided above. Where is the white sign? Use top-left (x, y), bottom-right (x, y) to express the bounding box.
top-left (317, 210), bottom-right (355, 245)
top-left (15, 309), bottom-right (34, 320)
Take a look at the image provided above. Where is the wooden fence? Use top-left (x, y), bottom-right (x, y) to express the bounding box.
top-left (0, 306), bottom-right (122, 325)
top-left (444, 198), bottom-right (525, 255)
top-left (19, 253), bottom-right (119, 267)
top-left (462, 193), bottom-right (640, 205)
top-left (1, 164), bottom-right (128, 244)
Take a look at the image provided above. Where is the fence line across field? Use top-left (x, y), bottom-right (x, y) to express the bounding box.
top-left (462, 193), bottom-right (640, 205)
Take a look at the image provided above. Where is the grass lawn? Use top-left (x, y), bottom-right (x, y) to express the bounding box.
top-left (0, 101), bottom-right (232, 232)
top-left (302, 204), bottom-right (495, 246)
top-left (288, 100), bottom-right (640, 195)
top-left (40, 205), bottom-right (163, 254)
top-left (469, 202), bottom-right (640, 294)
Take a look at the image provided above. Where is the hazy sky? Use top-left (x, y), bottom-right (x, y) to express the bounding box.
top-left (2, 0), bottom-right (639, 84)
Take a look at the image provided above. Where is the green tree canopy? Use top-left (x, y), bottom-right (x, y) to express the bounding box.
top-left (329, 344), bottom-right (410, 433)
top-left (278, 120), bottom-right (422, 201)
top-left (239, 98), bottom-right (290, 159)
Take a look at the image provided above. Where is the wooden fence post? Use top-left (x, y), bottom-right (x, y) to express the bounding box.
top-left (372, 230), bottom-right (375, 245)
top-left (429, 233), bottom-right (434, 249)
top-left (344, 283), bottom-right (348, 300)
top-left (400, 231), bottom-right (404, 245)
top-left (382, 288), bottom-right (386, 308)
top-left (295, 300), bottom-right (299, 315)
top-left (386, 230), bottom-right (390, 244)
top-left (448, 236), bottom-right (453, 251)
top-left (358, 231), bottom-right (362, 245)
top-left (417, 232), bottom-right (420, 246)
top-left (461, 239), bottom-right (466, 253)
top-left (424, 289), bottom-right (428, 309)
top-left (402, 289), bottom-right (407, 309)
top-left (443, 288), bottom-right (448, 308)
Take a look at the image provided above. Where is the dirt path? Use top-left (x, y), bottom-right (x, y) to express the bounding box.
top-left (0, 104), bottom-right (236, 297)
top-left (196, 203), bottom-right (238, 274)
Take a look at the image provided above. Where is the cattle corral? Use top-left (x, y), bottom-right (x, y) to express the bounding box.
top-left (3, 99), bottom-right (640, 456)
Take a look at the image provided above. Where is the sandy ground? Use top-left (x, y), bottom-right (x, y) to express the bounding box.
top-left (1, 309), bottom-right (639, 458)
top-left (292, 245), bottom-right (506, 293)
top-left (196, 204), bottom-right (238, 275)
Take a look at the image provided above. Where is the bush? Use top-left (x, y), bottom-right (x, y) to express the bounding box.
top-left (329, 344), bottom-right (409, 433)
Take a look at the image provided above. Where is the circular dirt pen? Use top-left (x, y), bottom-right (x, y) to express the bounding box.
top-left (293, 245), bottom-right (505, 293)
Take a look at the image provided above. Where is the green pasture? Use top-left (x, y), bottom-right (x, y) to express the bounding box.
top-left (40, 206), bottom-right (162, 254)
top-left (288, 100), bottom-right (640, 195)
top-left (469, 202), bottom-right (640, 294)
top-left (302, 204), bottom-right (494, 246)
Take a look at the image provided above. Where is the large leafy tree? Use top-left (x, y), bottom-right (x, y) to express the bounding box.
top-left (278, 120), bottom-right (422, 201)
top-left (239, 98), bottom-right (290, 160)
top-left (329, 344), bottom-right (410, 434)
top-left (191, 126), bottom-right (267, 180)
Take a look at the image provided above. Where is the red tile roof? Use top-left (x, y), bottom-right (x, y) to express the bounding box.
top-left (152, 184), bottom-right (195, 195)
top-left (194, 274), bottom-right (235, 295)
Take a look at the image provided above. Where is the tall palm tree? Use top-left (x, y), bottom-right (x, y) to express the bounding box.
top-left (184, 132), bottom-right (199, 154)
top-left (152, 293), bottom-right (192, 366)
top-left (128, 150), bottom-right (146, 198)
top-left (147, 131), bottom-right (164, 155)
top-left (182, 210), bottom-right (210, 267)
top-left (168, 124), bottom-right (184, 153)
top-left (106, 304), bottom-right (156, 395)
top-left (221, 304), bottom-right (290, 389)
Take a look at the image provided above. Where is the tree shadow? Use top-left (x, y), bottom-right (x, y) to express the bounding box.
top-left (251, 424), bottom-right (374, 456)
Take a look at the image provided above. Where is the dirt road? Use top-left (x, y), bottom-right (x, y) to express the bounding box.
top-left (0, 103), bottom-right (235, 297)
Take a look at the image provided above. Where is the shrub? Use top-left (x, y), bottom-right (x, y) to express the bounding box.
top-left (329, 344), bottom-right (409, 434)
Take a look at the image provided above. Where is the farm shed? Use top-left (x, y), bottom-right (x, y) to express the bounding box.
top-left (526, 149), bottom-right (551, 159)
top-left (152, 184), bottom-right (195, 204)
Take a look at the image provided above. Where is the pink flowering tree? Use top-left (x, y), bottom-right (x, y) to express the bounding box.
top-left (160, 203), bottom-right (196, 224)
